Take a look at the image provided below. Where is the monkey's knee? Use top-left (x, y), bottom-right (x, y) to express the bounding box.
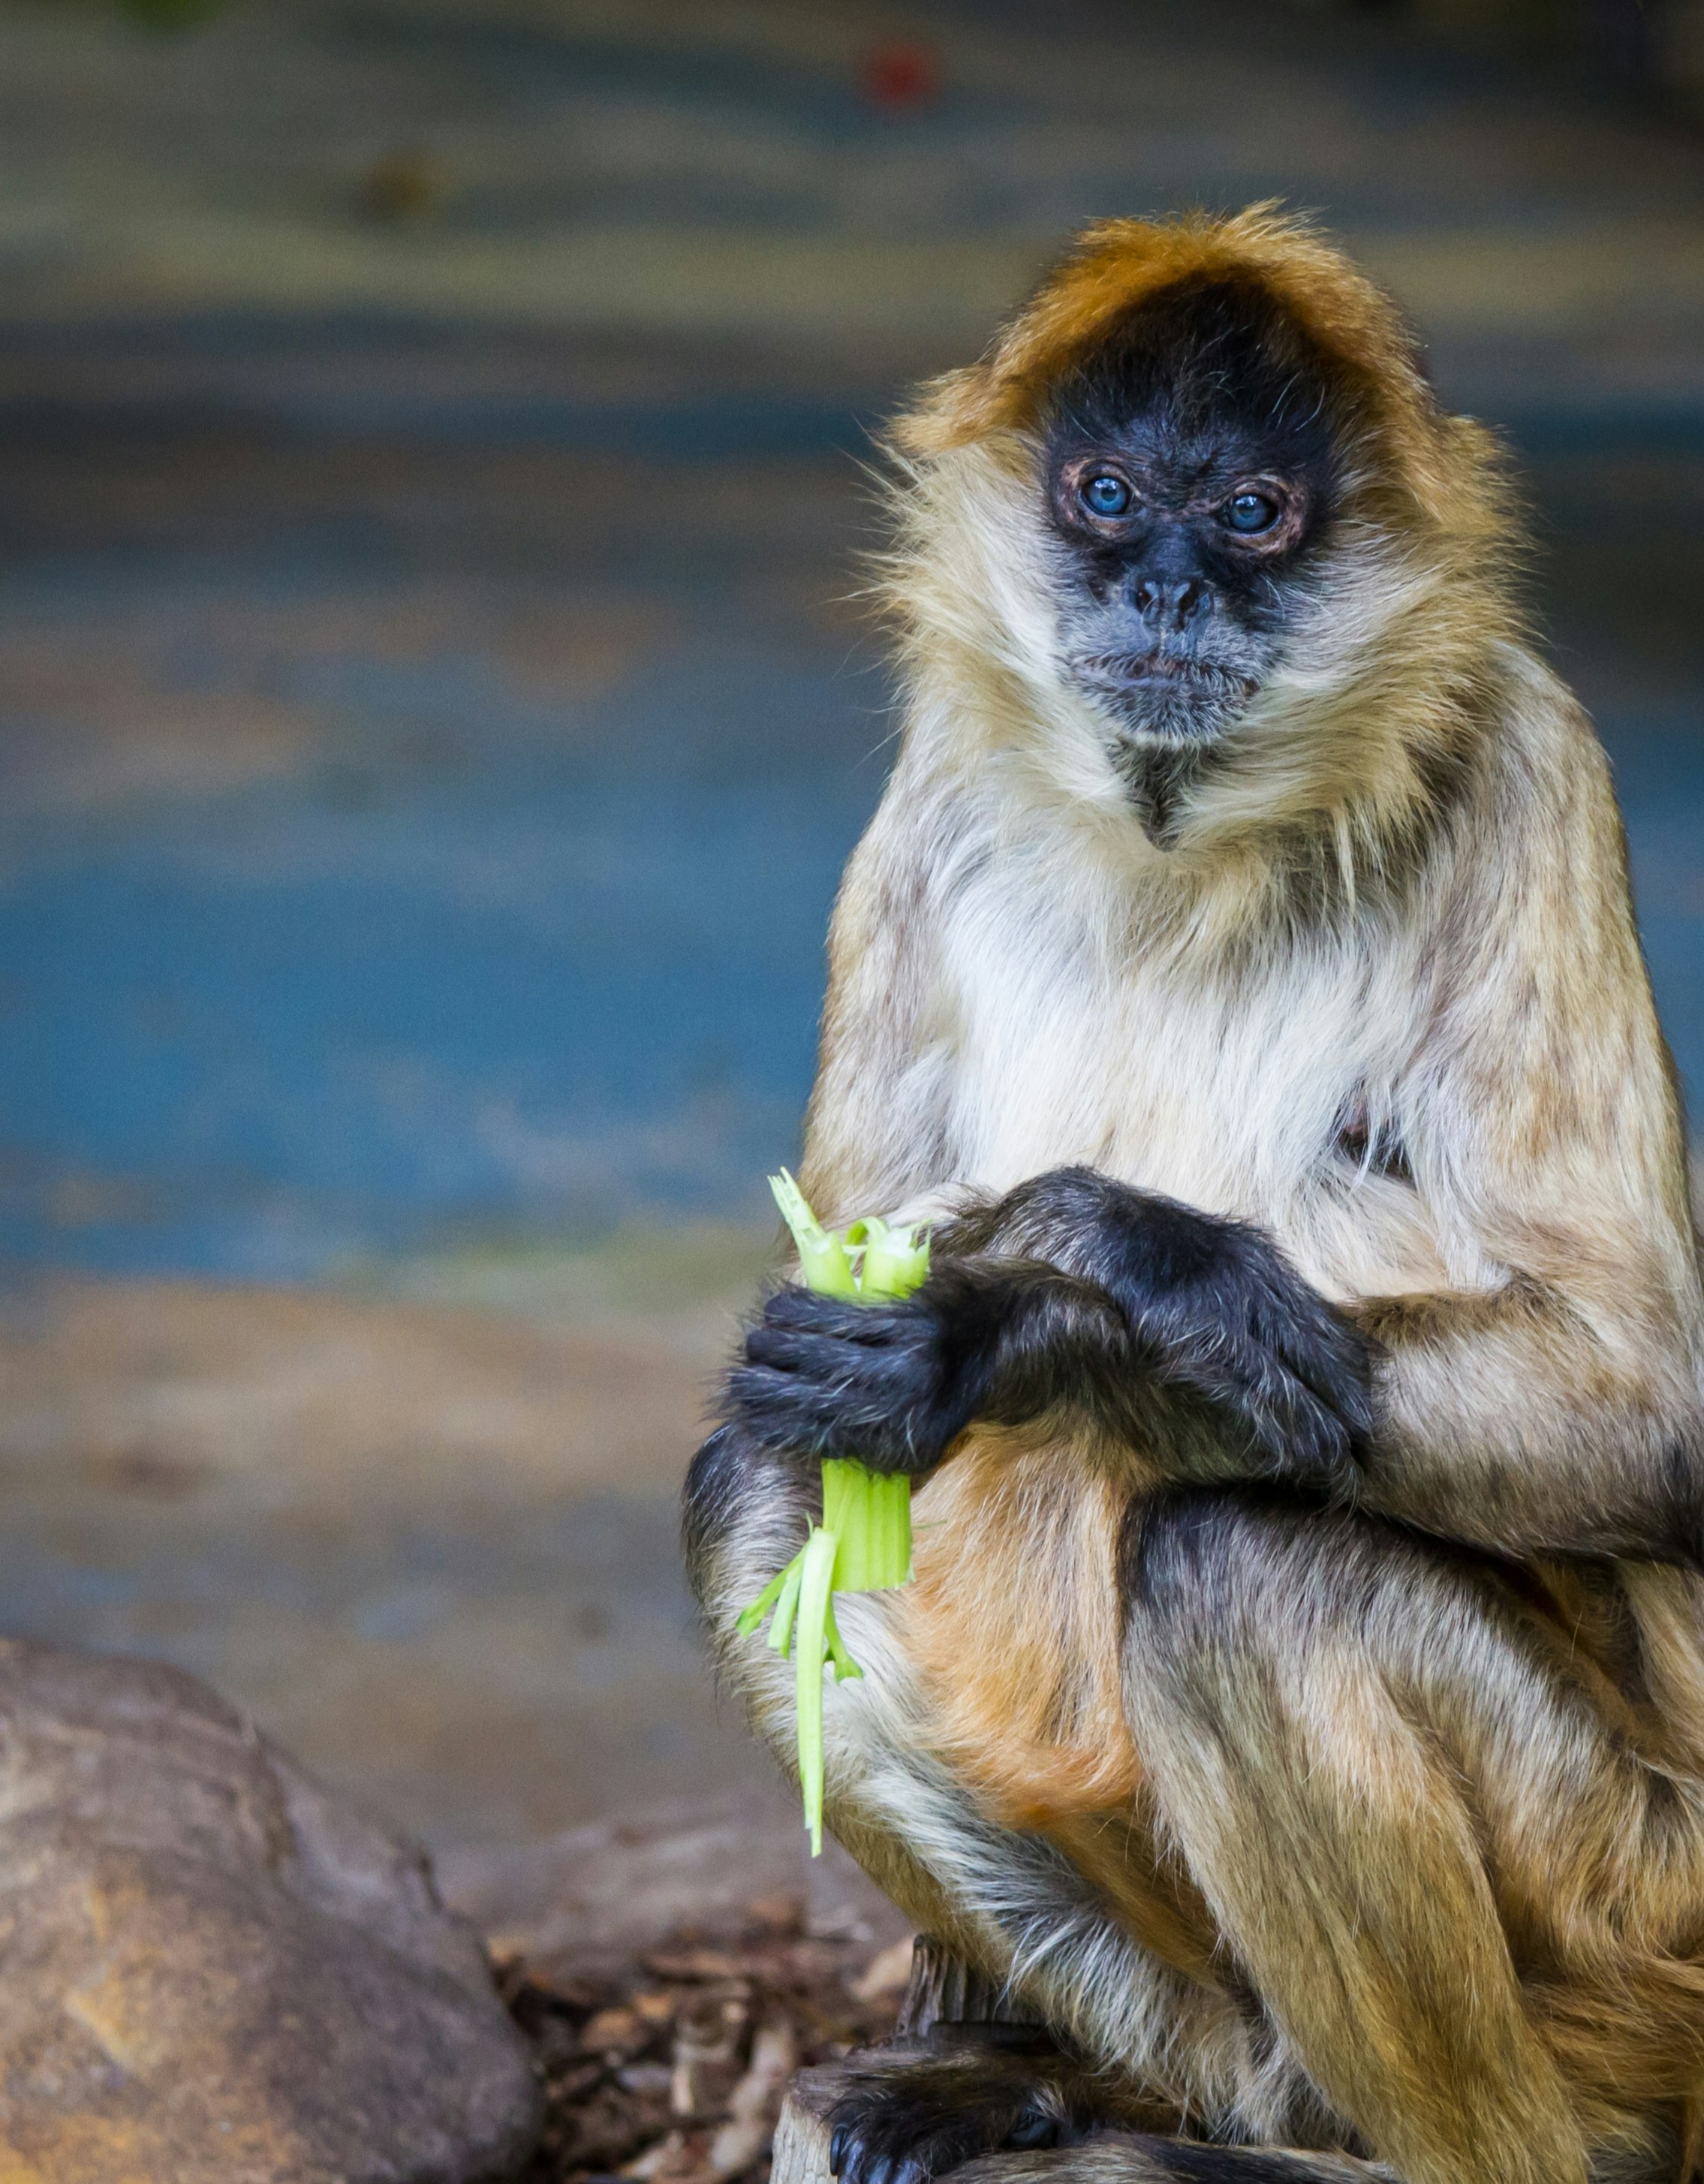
top-left (1117, 1484), bottom-right (1513, 1814)
top-left (1116, 1487), bottom-right (1354, 1806)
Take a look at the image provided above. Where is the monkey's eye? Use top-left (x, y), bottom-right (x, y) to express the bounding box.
top-left (1225, 490), bottom-right (1281, 535)
top-left (1079, 473), bottom-right (1132, 518)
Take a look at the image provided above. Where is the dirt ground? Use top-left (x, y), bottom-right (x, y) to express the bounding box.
top-left (504, 1911), bottom-right (910, 2184)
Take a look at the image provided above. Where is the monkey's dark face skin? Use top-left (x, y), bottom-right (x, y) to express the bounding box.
top-left (1041, 276), bottom-right (1344, 776)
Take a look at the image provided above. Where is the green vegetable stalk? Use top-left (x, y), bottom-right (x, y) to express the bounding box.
top-left (736, 1170), bottom-right (930, 1854)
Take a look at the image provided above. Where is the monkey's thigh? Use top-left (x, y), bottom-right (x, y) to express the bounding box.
top-left (1121, 1488), bottom-right (1630, 2184)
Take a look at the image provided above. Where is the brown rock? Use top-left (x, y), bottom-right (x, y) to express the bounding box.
top-left (0, 1640), bottom-right (541, 2183)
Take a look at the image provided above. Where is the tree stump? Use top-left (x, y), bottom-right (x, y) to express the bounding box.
top-left (771, 2063), bottom-right (844, 2184)
top-left (892, 1933), bottom-right (1045, 2041)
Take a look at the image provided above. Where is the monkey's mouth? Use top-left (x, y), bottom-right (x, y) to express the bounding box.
top-left (1070, 651), bottom-right (1257, 699)
top-left (1069, 649), bottom-right (1262, 765)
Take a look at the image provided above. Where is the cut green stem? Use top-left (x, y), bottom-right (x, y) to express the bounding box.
top-left (794, 1526), bottom-right (840, 1856)
top-left (767, 1557), bottom-right (804, 1658)
top-left (741, 1173), bottom-right (931, 1853)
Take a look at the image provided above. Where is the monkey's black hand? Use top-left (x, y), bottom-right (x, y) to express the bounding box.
top-left (942, 1168), bottom-right (1375, 1497)
top-left (1073, 1179), bottom-right (1376, 1494)
top-left (723, 1176), bottom-right (1372, 1493)
top-left (723, 1267), bottom-right (1007, 1477)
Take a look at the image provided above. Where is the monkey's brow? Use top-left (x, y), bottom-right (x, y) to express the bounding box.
top-left (1049, 404), bottom-right (1303, 493)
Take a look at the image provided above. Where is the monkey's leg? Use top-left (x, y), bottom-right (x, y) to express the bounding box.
top-left (1121, 1489), bottom-right (1601, 2184)
top-left (948, 2146), bottom-right (1387, 2183)
top-left (822, 1938), bottom-right (1391, 2184)
top-left (691, 1428), bottom-right (1268, 2176)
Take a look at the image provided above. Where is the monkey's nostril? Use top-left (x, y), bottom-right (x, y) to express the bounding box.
top-left (1133, 577), bottom-right (1210, 630)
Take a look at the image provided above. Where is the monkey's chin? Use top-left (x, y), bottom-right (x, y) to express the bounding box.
top-left (1079, 673), bottom-right (1261, 845)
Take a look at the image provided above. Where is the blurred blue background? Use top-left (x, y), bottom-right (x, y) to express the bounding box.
top-left (0, 0), bottom-right (1699, 1866)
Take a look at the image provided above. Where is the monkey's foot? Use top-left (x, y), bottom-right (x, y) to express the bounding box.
top-left (826, 2049), bottom-right (1089, 2184)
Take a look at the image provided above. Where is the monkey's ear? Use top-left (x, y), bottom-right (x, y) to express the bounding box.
top-left (889, 363), bottom-right (1004, 461)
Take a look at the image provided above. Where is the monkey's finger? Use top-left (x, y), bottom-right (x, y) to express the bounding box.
top-left (1249, 1375), bottom-right (1361, 1488)
top-left (1199, 1306), bottom-right (1372, 1465)
top-left (1212, 1338), bottom-right (1361, 1484)
top-left (763, 1286), bottom-right (909, 1345)
top-left (722, 1363), bottom-right (851, 1456)
top-left (826, 2107), bottom-right (971, 2184)
top-left (1005, 2101), bottom-right (1064, 2149)
top-left (724, 1355), bottom-right (932, 1467)
top-left (1268, 1333), bottom-right (1376, 1447)
top-left (746, 1320), bottom-right (825, 1372)
top-left (1254, 1291), bottom-right (1376, 1436)
top-left (745, 1321), bottom-right (900, 1378)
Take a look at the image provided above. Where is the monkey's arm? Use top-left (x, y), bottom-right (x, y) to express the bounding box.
top-left (1350, 1261), bottom-right (1704, 1562)
top-left (1348, 715), bottom-right (1704, 1564)
top-left (1348, 1134), bottom-right (1704, 1561)
top-left (727, 1170), bottom-right (1373, 1497)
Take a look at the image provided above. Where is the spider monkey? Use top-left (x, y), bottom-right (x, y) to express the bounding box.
top-left (686, 207), bottom-right (1704, 2184)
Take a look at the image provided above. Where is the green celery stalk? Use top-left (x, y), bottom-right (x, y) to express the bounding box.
top-left (853, 1213), bottom-right (932, 1300)
top-left (767, 1559), bottom-right (804, 1658)
top-left (820, 1460), bottom-right (912, 1590)
top-left (793, 1526), bottom-right (840, 1854)
top-left (769, 1168), bottom-right (860, 1299)
top-left (740, 1170), bottom-right (931, 1853)
top-left (735, 1562), bottom-right (790, 1639)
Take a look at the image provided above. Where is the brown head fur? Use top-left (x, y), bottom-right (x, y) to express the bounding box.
top-left (893, 203), bottom-right (1508, 545)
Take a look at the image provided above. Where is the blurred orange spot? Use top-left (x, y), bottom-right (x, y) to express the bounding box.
top-left (860, 40), bottom-right (943, 113)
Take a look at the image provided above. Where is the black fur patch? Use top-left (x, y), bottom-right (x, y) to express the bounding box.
top-left (680, 1419), bottom-right (814, 1603)
top-left (953, 2133), bottom-right (1376, 2181)
top-left (976, 1170), bottom-right (1374, 1490)
top-left (1146, 2141), bottom-right (1365, 2180)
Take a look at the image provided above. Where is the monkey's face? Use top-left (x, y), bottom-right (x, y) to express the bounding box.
top-left (1040, 279), bottom-right (1343, 763)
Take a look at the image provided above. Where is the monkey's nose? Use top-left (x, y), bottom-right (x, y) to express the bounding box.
top-left (1133, 577), bottom-right (1212, 631)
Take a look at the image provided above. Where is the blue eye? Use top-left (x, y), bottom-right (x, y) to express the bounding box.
top-left (1081, 472), bottom-right (1131, 518)
top-left (1227, 490), bottom-right (1280, 534)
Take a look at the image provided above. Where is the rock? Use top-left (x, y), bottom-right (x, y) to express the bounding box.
top-left (0, 1639), bottom-right (541, 2183)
